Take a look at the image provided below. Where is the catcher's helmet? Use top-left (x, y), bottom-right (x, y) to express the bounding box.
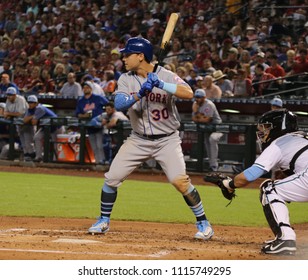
top-left (120, 37), bottom-right (153, 62)
top-left (257, 108), bottom-right (298, 150)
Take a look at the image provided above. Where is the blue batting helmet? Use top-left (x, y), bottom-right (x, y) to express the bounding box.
top-left (120, 37), bottom-right (153, 62)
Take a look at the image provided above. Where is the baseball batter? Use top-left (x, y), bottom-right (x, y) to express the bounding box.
top-left (89, 37), bottom-right (214, 240)
top-left (220, 109), bottom-right (308, 255)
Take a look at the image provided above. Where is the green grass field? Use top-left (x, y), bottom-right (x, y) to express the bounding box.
top-left (1, 172), bottom-right (308, 227)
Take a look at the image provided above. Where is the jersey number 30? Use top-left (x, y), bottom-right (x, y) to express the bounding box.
top-left (152, 108), bottom-right (169, 121)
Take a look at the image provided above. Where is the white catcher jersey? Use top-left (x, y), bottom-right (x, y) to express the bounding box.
top-left (254, 132), bottom-right (308, 173)
top-left (115, 66), bottom-right (188, 135)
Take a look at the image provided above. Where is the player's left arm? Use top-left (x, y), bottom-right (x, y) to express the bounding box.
top-left (31, 107), bottom-right (45, 126)
top-left (148, 73), bottom-right (193, 99)
top-left (223, 165), bottom-right (267, 193)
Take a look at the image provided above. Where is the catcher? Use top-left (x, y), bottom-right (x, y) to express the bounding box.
top-left (204, 109), bottom-right (308, 255)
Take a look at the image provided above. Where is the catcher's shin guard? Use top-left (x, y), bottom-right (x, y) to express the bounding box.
top-left (259, 179), bottom-right (290, 238)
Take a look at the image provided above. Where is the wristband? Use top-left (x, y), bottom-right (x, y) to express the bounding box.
top-left (162, 82), bottom-right (177, 94)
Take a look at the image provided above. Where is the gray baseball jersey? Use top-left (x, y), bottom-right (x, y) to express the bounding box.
top-left (5, 95), bottom-right (28, 116)
top-left (193, 99), bottom-right (222, 124)
top-left (115, 66), bottom-right (186, 135)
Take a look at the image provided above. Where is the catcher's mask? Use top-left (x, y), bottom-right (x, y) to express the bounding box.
top-left (256, 108), bottom-right (298, 150)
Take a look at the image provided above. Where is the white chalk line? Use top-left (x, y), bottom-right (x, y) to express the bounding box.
top-left (0, 248), bottom-right (170, 258)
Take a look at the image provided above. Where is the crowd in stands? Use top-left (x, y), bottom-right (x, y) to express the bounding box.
top-left (0, 0), bottom-right (307, 100)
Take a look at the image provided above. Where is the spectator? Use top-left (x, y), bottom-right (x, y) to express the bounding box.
top-left (175, 66), bottom-right (188, 82)
top-left (52, 63), bottom-right (67, 93)
top-left (23, 95), bottom-right (65, 162)
top-left (194, 40), bottom-right (211, 71)
top-left (187, 69), bottom-right (201, 92)
top-left (76, 81), bottom-right (109, 165)
top-left (70, 59), bottom-right (85, 83)
top-left (198, 58), bottom-right (216, 77)
top-left (244, 25), bottom-right (258, 48)
top-left (228, 25), bottom-right (242, 47)
top-left (238, 37), bottom-right (253, 53)
top-left (222, 47), bottom-right (242, 71)
top-left (250, 52), bottom-right (270, 76)
top-left (265, 54), bottom-right (286, 78)
top-left (193, 16), bottom-right (208, 38)
top-left (59, 72), bottom-right (83, 98)
top-left (202, 75), bottom-right (222, 99)
top-left (232, 69), bottom-right (252, 97)
top-left (192, 89), bottom-right (223, 171)
top-left (110, 49), bottom-right (123, 72)
top-left (0, 59), bottom-right (13, 79)
top-left (59, 37), bottom-right (71, 52)
top-left (291, 48), bottom-right (308, 75)
top-left (239, 49), bottom-right (252, 67)
top-left (61, 52), bottom-right (73, 73)
top-left (163, 38), bottom-right (182, 66)
top-left (0, 73), bottom-right (20, 95)
top-left (100, 70), bottom-right (117, 96)
top-left (212, 70), bottom-right (233, 97)
top-left (277, 41), bottom-right (291, 64)
top-left (23, 66), bottom-right (43, 95)
top-left (41, 69), bottom-right (55, 94)
top-left (179, 37), bottom-right (197, 62)
top-left (0, 40), bottom-right (10, 65)
top-left (281, 49), bottom-right (296, 76)
top-left (252, 63), bottom-right (276, 96)
top-left (8, 38), bottom-right (23, 62)
top-left (219, 38), bottom-right (233, 60)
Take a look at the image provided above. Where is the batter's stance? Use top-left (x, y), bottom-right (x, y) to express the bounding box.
top-left (89, 37), bottom-right (214, 240)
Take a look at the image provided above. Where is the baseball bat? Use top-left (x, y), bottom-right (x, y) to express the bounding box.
top-left (153, 13), bottom-right (179, 72)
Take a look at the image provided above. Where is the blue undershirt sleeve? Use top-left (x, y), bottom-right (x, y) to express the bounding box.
top-left (243, 165), bottom-right (267, 181)
top-left (114, 93), bottom-right (137, 111)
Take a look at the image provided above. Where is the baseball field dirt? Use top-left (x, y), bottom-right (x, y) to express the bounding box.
top-left (1, 166), bottom-right (308, 260)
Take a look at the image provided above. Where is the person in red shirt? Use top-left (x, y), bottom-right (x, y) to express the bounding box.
top-left (265, 54), bottom-right (286, 78)
top-left (252, 64), bottom-right (276, 96)
top-left (291, 49), bottom-right (308, 75)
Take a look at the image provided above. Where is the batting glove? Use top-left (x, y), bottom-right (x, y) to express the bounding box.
top-left (147, 73), bottom-right (164, 89)
top-left (137, 80), bottom-right (153, 99)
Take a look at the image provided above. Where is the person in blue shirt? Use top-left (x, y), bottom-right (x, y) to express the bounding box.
top-left (23, 95), bottom-right (65, 162)
top-left (76, 81), bottom-right (109, 164)
top-left (0, 73), bottom-right (20, 95)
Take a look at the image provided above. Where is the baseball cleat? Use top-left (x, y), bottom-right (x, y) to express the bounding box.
top-left (263, 236), bottom-right (278, 245)
top-left (88, 217), bottom-right (110, 234)
top-left (261, 238), bottom-right (296, 255)
top-left (194, 220), bottom-right (214, 240)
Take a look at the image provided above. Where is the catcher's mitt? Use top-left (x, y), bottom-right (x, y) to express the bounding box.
top-left (203, 172), bottom-right (236, 205)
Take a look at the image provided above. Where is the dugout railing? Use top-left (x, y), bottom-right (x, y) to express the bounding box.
top-left (2, 117), bottom-right (307, 173)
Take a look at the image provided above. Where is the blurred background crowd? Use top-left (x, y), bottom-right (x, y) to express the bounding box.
top-left (0, 0), bottom-right (308, 99)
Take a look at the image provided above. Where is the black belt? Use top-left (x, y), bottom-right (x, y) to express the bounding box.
top-left (134, 131), bottom-right (175, 140)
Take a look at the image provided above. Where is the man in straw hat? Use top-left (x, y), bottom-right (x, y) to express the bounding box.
top-left (212, 70), bottom-right (233, 97)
